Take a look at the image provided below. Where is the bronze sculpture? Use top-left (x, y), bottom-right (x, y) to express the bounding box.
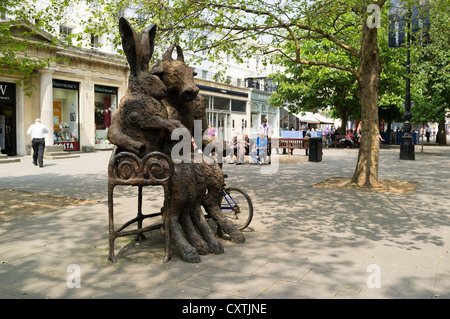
top-left (107, 18), bottom-right (245, 263)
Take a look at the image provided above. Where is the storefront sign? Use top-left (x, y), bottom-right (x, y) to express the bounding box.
top-left (95, 85), bottom-right (117, 95)
top-left (197, 84), bottom-right (248, 98)
top-left (54, 141), bottom-right (80, 151)
top-left (52, 79), bottom-right (79, 90)
top-left (251, 92), bottom-right (270, 102)
top-left (0, 82), bottom-right (16, 104)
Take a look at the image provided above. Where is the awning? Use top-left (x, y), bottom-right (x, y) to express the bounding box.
top-left (310, 113), bottom-right (335, 124)
top-left (292, 111), bottom-right (319, 123)
top-left (283, 107), bottom-right (335, 124)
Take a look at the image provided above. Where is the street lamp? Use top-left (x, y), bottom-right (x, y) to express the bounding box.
top-left (389, 0), bottom-right (430, 160)
top-left (400, 8), bottom-right (415, 160)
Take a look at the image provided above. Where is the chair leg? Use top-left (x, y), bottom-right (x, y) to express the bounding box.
top-left (108, 185), bottom-right (117, 263)
top-left (134, 186), bottom-right (146, 241)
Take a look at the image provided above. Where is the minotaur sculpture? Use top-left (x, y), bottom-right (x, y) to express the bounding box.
top-left (107, 18), bottom-right (244, 263)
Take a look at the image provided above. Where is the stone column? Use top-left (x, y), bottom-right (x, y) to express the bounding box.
top-left (39, 69), bottom-right (54, 146)
top-left (15, 85), bottom-right (26, 156)
top-left (80, 78), bottom-right (95, 151)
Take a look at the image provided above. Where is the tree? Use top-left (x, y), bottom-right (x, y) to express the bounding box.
top-left (269, 14), bottom-right (405, 135)
top-left (74, 0), bottom-right (445, 188)
top-left (270, 64), bottom-right (360, 135)
top-left (411, 0), bottom-right (449, 146)
top-left (0, 0), bottom-right (85, 94)
top-left (85, 0), bottom-right (389, 188)
top-left (155, 0), bottom-right (389, 188)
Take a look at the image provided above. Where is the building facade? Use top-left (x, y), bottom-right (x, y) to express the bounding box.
top-left (0, 27), bottom-right (128, 156)
top-left (2, 2), bottom-right (283, 157)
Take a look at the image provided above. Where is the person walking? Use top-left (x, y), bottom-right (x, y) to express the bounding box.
top-left (27, 118), bottom-right (49, 168)
top-left (426, 125), bottom-right (431, 142)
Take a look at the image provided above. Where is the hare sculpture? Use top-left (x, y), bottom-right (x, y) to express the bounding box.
top-left (108, 18), bottom-right (244, 263)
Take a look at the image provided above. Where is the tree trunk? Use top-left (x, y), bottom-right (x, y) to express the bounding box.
top-left (437, 118), bottom-right (447, 145)
top-left (339, 113), bottom-right (349, 135)
top-left (351, 19), bottom-right (382, 188)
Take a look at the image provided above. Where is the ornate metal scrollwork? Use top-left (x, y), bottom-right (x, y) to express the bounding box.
top-left (108, 146), bottom-right (174, 186)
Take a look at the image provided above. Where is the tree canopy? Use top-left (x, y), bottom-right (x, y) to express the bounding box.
top-left (410, 0), bottom-right (449, 144)
top-left (2, 0), bottom-right (447, 186)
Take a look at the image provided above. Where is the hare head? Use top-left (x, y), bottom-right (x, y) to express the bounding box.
top-left (119, 17), bottom-right (166, 100)
top-left (152, 44), bottom-right (199, 102)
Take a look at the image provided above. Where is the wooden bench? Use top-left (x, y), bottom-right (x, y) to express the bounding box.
top-left (332, 134), bottom-right (359, 148)
top-left (271, 138), bottom-right (309, 155)
top-left (332, 135), bottom-right (346, 148)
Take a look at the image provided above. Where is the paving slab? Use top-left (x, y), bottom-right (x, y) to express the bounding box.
top-left (0, 145), bottom-right (449, 303)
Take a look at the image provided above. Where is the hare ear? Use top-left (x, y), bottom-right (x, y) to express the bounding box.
top-left (119, 17), bottom-right (143, 78)
top-left (140, 23), bottom-right (156, 71)
top-left (176, 45), bottom-right (185, 62)
top-left (162, 44), bottom-right (176, 61)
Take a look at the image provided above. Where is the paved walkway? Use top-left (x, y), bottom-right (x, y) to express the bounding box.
top-left (0, 145), bottom-right (449, 301)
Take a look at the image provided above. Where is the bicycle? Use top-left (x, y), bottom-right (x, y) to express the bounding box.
top-left (220, 174), bottom-right (253, 230)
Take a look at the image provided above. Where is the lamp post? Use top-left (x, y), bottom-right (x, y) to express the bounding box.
top-left (389, 0), bottom-right (430, 160)
top-left (399, 8), bottom-right (415, 160)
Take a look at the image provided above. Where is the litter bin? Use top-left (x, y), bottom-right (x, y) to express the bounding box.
top-left (308, 137), bottom-right (322, 162)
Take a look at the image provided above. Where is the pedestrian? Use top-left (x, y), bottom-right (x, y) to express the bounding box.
top-left (324, 126), bottom-right (330, 148)
top-left (345, 129), bottom-right (355, 148)
top-left (206, 124), bottom-right (216, 140)
top-left (227, 136), bottom-right (238, 164)
top-left (250, 133), bottom-right (268, 164)
top-left (258, 118), bottom-right (272, 138)
top-left (305, 132), bottom-right (311, 155)
top-left (27, 118), bottom-right (49, 168)
top-left (243, 134), bottom-right (250, 156)
top-left (301, 123), bottom-right (308, 138)
top-left (425, 125), bottom-right (431, 142)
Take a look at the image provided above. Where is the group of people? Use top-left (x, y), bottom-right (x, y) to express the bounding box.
top-left (227, 118), bottom-right (272, 165)
top-left (322, 122), bottom-right (385, 148)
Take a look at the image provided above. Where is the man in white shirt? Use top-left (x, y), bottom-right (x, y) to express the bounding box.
top-left (301, 123), bottom-right (308, 138)
top-left (27, 118), bottom-right (49, 167)
top-left (258, 118), bottom-right (272, 138)
top-left (258, 118), bottom-right (271, 162)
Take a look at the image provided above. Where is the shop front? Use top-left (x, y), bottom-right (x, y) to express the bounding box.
top-left (198, 84), bottom-right (249, 142)
top-left (52, 79), bottom-right (80, 151)
top-left (0, 82), bottom-right (16, 155)
top-left (94, 84), bottom-right (118, 149)
top-left (250, 90), bottom-right (279, 138)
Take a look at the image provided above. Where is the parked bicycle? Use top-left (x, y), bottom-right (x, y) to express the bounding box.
top-left (220, 174), bottom-right (253, 230)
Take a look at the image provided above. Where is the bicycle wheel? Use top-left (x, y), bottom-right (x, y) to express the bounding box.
top-left (221, 187), bottom-right (253, 230)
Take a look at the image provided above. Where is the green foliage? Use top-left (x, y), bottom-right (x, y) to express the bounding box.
top-left (410, 0), bottom-right (449, 125)
top-left (0, 0), bottom-right (75, 95)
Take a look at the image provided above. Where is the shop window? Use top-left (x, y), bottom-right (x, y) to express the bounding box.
top-left (231, 100), bottom-right (246, 113)
top-left (213, 97), bottom-right (230, 111)
top-left (0, 82), bottom-right (16, 155)
top-left (94, 85), bottom-right (117, 146)
top-left (52, 79), bottom-right (79, 151)
top-left (201, 94), bottom-right (211, 109)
